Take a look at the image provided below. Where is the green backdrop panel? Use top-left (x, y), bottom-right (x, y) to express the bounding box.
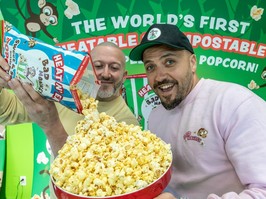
top-left (0, 127), bottom-right (5, 192)
top-left (5, 123), bottom-right (33, 199)
top-left (0, 0), bottom-right (265, 100)
top-left (31, 123), bottom-right (51, 198)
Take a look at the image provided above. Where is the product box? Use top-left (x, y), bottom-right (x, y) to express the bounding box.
top-left (1, 20), bottom-right (100, 113)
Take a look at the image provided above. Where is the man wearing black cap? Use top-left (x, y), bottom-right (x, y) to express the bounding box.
top-left (130, 24), bottom-right (266, 199)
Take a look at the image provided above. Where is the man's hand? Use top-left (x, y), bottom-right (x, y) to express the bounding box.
top-left (8, 79), bottom-right (57, 129)
top-left (0, 55), bottom-right (11, 90)
top-left (8, 78), bottom-right (67, 155)
top-left (154, 192), bottom-right (177, 199)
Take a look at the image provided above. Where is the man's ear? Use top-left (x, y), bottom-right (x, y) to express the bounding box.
top-left (123, 71), bottom-right (128, 83)
top-left (190, 54), bottom-right (197, 73)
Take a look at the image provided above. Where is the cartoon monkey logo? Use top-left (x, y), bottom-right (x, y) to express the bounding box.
top-left (197, 128), bottom-right (208, 138)
top-left (15, 0), bottom-right (59, 43)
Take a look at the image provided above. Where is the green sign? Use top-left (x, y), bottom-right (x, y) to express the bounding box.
top-left (0, 0), bottom-right (265, 100)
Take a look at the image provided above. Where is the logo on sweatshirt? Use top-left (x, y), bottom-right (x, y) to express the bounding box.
top-left (183, 128), bottom-right (208, 145)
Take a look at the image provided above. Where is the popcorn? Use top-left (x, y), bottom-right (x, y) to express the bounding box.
top-left (64, 0), bottom-right (80, 19)
top-left (50, 97), bottom-right (172, 197)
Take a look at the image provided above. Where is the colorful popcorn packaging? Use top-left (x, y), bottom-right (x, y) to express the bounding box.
top-left (1, 20), bottom-right (100, 113)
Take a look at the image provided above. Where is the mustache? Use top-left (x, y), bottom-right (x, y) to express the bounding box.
top-left (98, 77), bottom-right (114, 83)
top-left (153, 79), bottom-right (177, 89)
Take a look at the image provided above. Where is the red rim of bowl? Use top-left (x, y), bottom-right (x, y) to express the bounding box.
top-left (52, 160), bottom-right (172, 199)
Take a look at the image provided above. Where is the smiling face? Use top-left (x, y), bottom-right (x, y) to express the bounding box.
top-left (143, 45), bottom-right (198, 110)
top-left (91, 45), bottom-right (127, 101)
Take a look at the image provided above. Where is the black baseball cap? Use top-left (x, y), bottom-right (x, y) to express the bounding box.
top-left (129, 23), bottom-right (194, 61)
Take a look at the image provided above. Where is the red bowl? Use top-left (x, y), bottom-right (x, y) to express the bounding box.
top-left (52, 162), bottom-right (172, 199)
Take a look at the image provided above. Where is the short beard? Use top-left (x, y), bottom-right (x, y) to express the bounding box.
top-left (161, 97), bottom-right (183, 110)
top-left (97, 79), bottom-right (123, 99)
top-left (157, 69), bottom-right (193, 110)
top-left (97, 87), bottom-right (114, 98)
top-left (153, 80), bottom-right (183, 110)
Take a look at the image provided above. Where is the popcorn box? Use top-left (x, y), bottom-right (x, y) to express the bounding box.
top-left (1, 20), bottom-right (100, 113)
top-left (123, 74), bottom-right (161, 130)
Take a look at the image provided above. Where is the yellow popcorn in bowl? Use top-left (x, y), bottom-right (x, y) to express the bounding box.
top-left (50, 97), bottom-right (172, 197)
